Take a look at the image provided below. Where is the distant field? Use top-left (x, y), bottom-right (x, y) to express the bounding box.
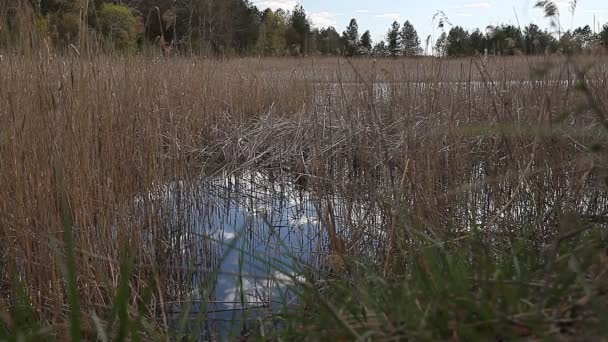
top-left (1, 54), bottom-right (607, 339)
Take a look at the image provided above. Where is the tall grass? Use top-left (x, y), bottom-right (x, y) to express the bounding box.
top-left (1, 12), bottom-right (608, 338)
top-left (267, 226), bottom-right (607, 340)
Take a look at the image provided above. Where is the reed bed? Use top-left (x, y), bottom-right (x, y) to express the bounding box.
top-left (1, 52), bottom-right (608, 338)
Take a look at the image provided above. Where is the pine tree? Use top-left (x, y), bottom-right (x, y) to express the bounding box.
top-left (601, 24), bottom-right (608, 50)
top-left (400, 20), bottom-right (421, 56)
top-left (572, 25), bottom-right (593, 50)
top-left (287, 4), bottom-right (311, 54)
top-left (387, 21), bottom-right (401, 57)
top-left (359, 30), bottom-right (372, 55)
top-left (523, 24), bottom-right (557, 55)
top-left (469, 29), bottom-right (486, 55)
top-left (319, 26), bottom-right (342, 55)
top-left (446, 26), bottom-right (470, 57)
top-left (435, 32), bottom-right (447, 56)
top-left (373, 41), bottom-right (388, 57)
top-left (342, 18), bottom-right (359, 56)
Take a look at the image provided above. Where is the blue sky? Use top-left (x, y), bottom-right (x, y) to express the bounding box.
top-left (252, 0), bottom-right (608, 48)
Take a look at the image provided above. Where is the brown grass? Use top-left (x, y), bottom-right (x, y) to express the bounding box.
top-left (0, 51), bottom-right (607, 330)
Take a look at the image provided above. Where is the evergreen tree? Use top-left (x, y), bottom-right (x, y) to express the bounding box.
top-left (359, 30), bottom-right (372, 55)
top-left (469, 29), bottom-right (486, 55)
top-left (13, 0), bottom-right (606, 57)
top-left (446, 26), bottom-right (470, 57)
top-left (434, 32), bottom-right (448, 56)
top-left (236, 3), bottom-right (262, 54)
top-left (387, 21), bottom-right (401, 57)
top-left (524, 23), bottom-right (556, 54)
top-left (486, 25), bottom-right (523, 55)
top-left (342, 18), bottom-right (359, 56)
top-left (400, 20), bottom-right (421, 56)
top-left (319, 26), bottom-right (342, 55)
top-left (307, 28), bottom-right (320, 55)
top-left (599, 24), bottom-right (608, 50)
top-left (373, 41), bottom-right (388, 57)
top-left (501, 25), bottom-right (524, 54)
top-left (286, 4), bottom-right (311, 55)
top-left (485, 25), bottom-right (500, 54)
top-left (558, 31), bottom-right (577, 54)
top-left (572, 25), bottom-right (593, 50)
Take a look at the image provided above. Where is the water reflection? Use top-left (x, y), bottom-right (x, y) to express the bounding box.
top-left (147, 171), bottom-right (328, 337)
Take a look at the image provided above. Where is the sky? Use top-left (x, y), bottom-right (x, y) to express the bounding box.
top-left (251, 0), bottom-right (608, 50)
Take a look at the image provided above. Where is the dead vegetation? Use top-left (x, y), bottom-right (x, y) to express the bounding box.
top-left (0, 51), bottom-right (607, 337)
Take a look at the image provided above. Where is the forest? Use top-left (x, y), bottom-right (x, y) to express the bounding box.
top-left (2, 0), bottom-right (608, 57)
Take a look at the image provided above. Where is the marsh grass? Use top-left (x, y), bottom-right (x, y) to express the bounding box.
top-left (267, 226), bottom-right (607, 340)
top-left (1, 17), bottom-right (608, 339)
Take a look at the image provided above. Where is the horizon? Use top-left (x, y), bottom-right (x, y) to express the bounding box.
top-left (252, 0), bottom-right (608, 48)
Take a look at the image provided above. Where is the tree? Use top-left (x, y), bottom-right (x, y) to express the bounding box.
top-left (558, 31), bottom-right (578, 54)
top-left (524, 23), bottom-right (556, 54)
top-left (255, 10), bottom-right (287, 56)
top-left (286, 4), bottom-right (311, 55)
top-left (319, 26), bottom-right (342, 55)
top-left (600, 24), bottom-right (608, 50)
top-left (446, 26), bottom-right (470, 57)
top-left (342, 18), bottom-right (359, 56)
top-left (1, 0), bottom-right (48, 47)
top-left (400, 20), bottom-right (421, 56)
top-left (468, 29), bottom-right (486, 55)
top-left (307, 28), bottom-right (320, 55)
top-left (233, 2), bottom-right (262, 55)
top-left (98, 3), bottom-right (138, 50)
top-left (572, 25), bottom-right (593, 51)
top-left (359, 30), bottom-right (372, 55)
top-left (42, 0), bottom-right (78, 14)
top-left (373, 41), bottom-right (388, 57)
top-left (387, 21), bottom-right (401, 57)
top-left (43, 0), bottom-right (80, 46)
top-left (501, 25), bottom-right (523, 54)
top-left (434, 31), bottom-right (448, 57)
top-left (131, 0), bottom-right (263, 56)
top-left (486, 25), bottom-right (522, 55)
top-left (49, 11), bottom-right (80, 46)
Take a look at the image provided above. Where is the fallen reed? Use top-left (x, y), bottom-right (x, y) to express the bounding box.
top-left (0, 50), bottom-right (607, 339)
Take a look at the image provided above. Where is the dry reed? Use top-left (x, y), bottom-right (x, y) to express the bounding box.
top-left (0, 51), bottom-right (607, 331)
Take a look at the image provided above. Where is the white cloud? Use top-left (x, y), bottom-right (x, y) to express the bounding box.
top-left (448, 1), bottom-right (492, 9)
top-left (449, 2), bottom-right (492, 10)
top-left (355, 10), bottom-right (371, 13)
top-left (255, 0), bottom-right (297, 11)
top-left (271, 271), bottom-right (306, 286)
top-left (222, 231), bottom-right (236, 240)
top-left (375, 13), bottom-right (402, 21)
top-left (552, 0), bottom-right (581, 13)
top-left (553, 0), bottom-right (571, 6)
top-left (310, 11), bottom-right (338, 28)
top-left (463, 2), bottom-right (492, 9)
top-left (288, 214), bottom-right (318, 226)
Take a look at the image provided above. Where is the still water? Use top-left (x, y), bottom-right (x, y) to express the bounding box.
top-left (138, 171), bottom-right (335, 338)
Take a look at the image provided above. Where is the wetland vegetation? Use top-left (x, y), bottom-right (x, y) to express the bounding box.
top-left (1, 0), bottom-right (608, 341)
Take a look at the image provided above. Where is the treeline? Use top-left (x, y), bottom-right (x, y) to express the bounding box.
top-left (436, 23), bottom-right (608, 57)
top-left (1, 0), bottom-right (607, 56)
